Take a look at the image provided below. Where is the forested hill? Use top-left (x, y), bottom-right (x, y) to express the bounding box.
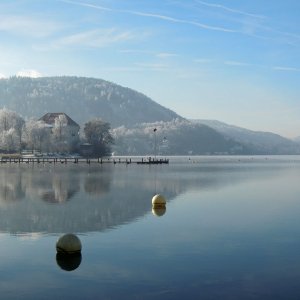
top-left (0, 76), bottom-right (299, 155)
top-left (0, 76), bottom-right (182, 127)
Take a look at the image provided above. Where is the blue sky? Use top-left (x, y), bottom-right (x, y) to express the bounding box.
top-left (0, 0), bottom-right (299, 137)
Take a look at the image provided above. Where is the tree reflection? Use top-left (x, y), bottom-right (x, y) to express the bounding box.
top-left (84, 172), bottom-right (111, 196)
top-left (0, 167), bottom-right (25, 204)
top-left (40, 172), bottom-right (80, 204)
top-left (16, 166), bottom-right (80, 204)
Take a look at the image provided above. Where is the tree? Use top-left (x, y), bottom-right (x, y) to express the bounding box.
top-left (0, 128), bottom-right (18, 152)
top-left (83, 119), bottom-right (114, 157)
top-left (24, 119), bottom-right (51, 152)
top-left (0, 108), bottom-right (25, 152)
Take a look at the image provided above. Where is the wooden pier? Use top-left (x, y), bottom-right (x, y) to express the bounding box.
top-left (136, 158), bottom-right (169, 165)
top-left (0, 156), bottom-right (169, 165)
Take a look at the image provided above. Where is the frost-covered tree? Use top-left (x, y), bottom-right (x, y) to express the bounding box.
top-left (0, 128), bottom-right (18, 152)
top-left (84, 119), bottom-right (114, 157)
top-left (0, 108), bottom-right (25, 152)
top-left (24, 119), bottom-right (51, 152)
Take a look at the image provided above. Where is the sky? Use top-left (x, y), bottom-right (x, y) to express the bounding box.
top-left (0, 0), bottom-right (299, 138)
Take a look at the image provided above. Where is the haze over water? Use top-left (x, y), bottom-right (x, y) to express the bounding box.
top-left (0, 156), bottom-right (300, 299)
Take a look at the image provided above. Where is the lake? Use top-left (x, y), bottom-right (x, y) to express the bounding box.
top-left (0, 156), bottom-right (300, 299)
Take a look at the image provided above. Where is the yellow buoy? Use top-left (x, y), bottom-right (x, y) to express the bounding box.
top-left (152, 194), bottom-right (166, 208)
top-left (56, 233), bottom-right (82, 254)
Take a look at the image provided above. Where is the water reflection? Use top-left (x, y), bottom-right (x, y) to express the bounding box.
top-left (84, 169), bottom-right (111, 196)
top-left (0, 168), bottom-right (25, 203)
top-left (152, 207), bottom-right (166, 217)
top-left (0, 160), bottom-right (291, 234)
top-left (56, 253), bottom-right (82, 271)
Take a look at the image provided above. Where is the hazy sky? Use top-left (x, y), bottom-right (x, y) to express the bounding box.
top-left (0, 0), bottom-right (299, 138)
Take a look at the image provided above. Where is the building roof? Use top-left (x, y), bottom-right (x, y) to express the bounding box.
top-left (39, 113), bottom-right (80, 127)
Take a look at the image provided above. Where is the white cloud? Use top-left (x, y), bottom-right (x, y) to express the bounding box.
top-left (17, 69), bottom-right (42, 78)
top-left (127, 10), bottom-right (237, 33)
top-left (61, 0), bottom-right (112, 12)
top-left (156, 53), bottom-right (178, 58)
top-left (0, 73), bottom-right (7, 79)
top-left (195, 0), bottom-right (266, 19)
top-left (119, 49), bottom-right (150, 54)
top-left (56, 28), bottom-right (135, 48)
top-left (120, 50), bottom-right (177, 59)
top-left (60, 0), bottom-right (300, 46)
top-left (62, 1), bottom-right (238, 34)
top-left (224, 60), bottom-right (251, 67)
top-left (195, 1), bottom-right (300, 45)
top-left (134, 62), bottom-right (169, 71)
top-left (0, 15), bottom-right (61, 37)
top-left (189, 20), bottom-right (237, 33)
top-left (194, 58), bottom-right (214, 64)
top-left (273, 66), bottom-right (300, 72)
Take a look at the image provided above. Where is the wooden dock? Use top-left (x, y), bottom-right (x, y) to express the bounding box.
top-left (136, 158), bottom-right (169, 165)
top-left (0, 156), bottom-right (169, 165)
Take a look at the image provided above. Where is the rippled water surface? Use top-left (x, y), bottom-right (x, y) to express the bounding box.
top-left (1, 156), bottom-right (300, 299)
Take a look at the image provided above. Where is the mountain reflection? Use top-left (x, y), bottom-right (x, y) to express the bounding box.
top-left (0, 160), bottom-right (286, 234)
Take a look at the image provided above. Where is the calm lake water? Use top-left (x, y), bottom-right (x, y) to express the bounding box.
top-left (0, 156), bottom-right (300, 299)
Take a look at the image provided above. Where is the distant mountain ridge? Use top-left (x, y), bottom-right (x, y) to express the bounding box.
top-left (294, 136), bottom-right (300, 143)
top-left (0, 76), bottom-right (181, 127)
top-left (194, 120), bottom-right (300, 154)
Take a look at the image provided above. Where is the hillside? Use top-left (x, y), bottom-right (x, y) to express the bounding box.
top-left (294, 136), bottom-right (300, 144)
top-left (0, 76), bottom-right (182, 127)
top-left (195, 120), bottom-right (300, 155)
top-left (112, 119), bottom-right (251, 155)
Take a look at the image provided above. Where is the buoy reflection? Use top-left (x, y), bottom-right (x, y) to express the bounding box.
top-left (152, 206), bottom-right (166, 217)
top-left (56, 252), bottom-right (82, 271)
